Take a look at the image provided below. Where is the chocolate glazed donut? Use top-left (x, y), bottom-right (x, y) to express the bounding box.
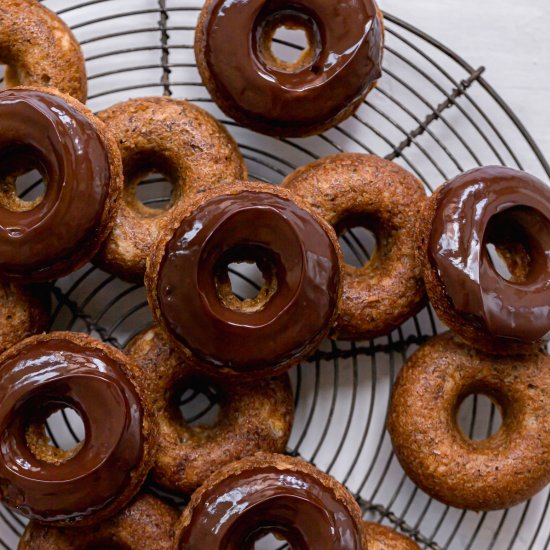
top-left (174, 453), bottom-right (368, 549)
top-left (146, 182), bottom-right (343, 379)
top-left (419, 166), bottom-right (550, 354)
top-left (0, 333), bottom-right (156, 526)
top-left (0, 87), bottom-right (122, 283)
top-left (195, 0), bottom-right (384, 137)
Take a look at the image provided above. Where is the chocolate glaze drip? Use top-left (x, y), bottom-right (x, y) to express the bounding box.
top-left (0, 89), bottom-right (111, 281)
top-left (0, 338), bottom-right (143, 522)
top-left (156, 191), bottom-right (340, 373)
top-left (428, 166), bottom-right (550, 342)
top-left (202, 0), bottom-right (383, 133)
top-left (177, 466), bottom-right (363, 549)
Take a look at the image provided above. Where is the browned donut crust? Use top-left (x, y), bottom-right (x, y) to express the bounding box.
top-left (174, 452), bottom-right (368, 548)
top-left (145, 181), bottom-right (343, 379)
top-left (387, 331), bottom-right (550, 511)
top-left (417, 186), bottom-right (537, 355)
top-left (126, 325), bottom-right (294, 494)
top-left (0, 283), bottom-right (49, 353)
top-left (94, 97), bottom-right (246, 282)
top-left (18, 493), bottom-right (178, 549)
top-left (0, 332), bottom-right (157, 526)
top-left (0, 1), bottom-right (87, 102)
top-left (363, 522), bottom-right (420, 549)
top-left (283, 153), bottom-right (427, 340)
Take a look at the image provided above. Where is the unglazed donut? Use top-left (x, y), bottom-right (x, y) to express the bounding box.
top-left (283, 153), bottom-right (427, 340)
top-left (0, 87), bottom-right (122, 283)
top-left (19, 493), bottom-right (178, 550)
top-left (387, 331), bottom-right (550, 511)
top-left (95, 97), bottom-right (246, 282)
top-left (146, 182), bottom-right (342, 379)
top-left (0, 283), bottom-right (49, 353)
top-left (0, 332), bottom-right (156, 525)
top-left (126, 325), bottom-right (294, 494)
top-left (418, 166), bottom-right (550, 354)
top-left (195, 0), bottom-right (384, 137)
top-left (174, 453), bottom-right (368, 549)
top-left (0, 0), bottom-right (87, 102)
top-left (363, 523), bottom-right (420, 550)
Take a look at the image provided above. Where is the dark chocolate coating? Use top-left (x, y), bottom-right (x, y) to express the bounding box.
top-left (0, 335), bottom-right (144, 523)
top-left (428, 166), bottom-right (550, 343)
top-left (197, 0), bottom-right (383, 136)
top-left (177, 466), bottom-right (363, 549)
top-left (154, 189), bottom-right (340, 374)
top-left (0, 89), bottom-right (111, 282)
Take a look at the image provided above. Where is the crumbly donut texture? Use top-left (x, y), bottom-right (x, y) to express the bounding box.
top-left (126, 325), bottom-right (294, 494)
top-left (387, 331), bottom-right (550, 511)
top-left (283, 153), bottom-right (427, 340)
top-left (0, 0), bottom-right (87, 101)
top-left (95, 96), bottom-right (246, 282)
top-left (363, 522), bottom-right (420, 549)
top-left (18, 493), bottom-right (178, 549)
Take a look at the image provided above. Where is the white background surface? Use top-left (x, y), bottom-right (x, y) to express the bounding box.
top-left (382, 0), bottom-right (550, 165)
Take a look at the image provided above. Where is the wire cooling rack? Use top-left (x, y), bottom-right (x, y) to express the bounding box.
top-left (1, 1), bottom-right (549, 549)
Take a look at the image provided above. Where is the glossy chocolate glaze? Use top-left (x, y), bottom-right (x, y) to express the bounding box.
top-left (428, 166), bottom-right (550, 342)
top-left (178, 466), bottom-right (363, 549)
top-left (0, 89), bottom-right (111, 281)
top-left (0, 338), bottom-right (143, 522)
top-left (201, 0), bottom-right (383, 133)
top-left (156, 191), bottom-right (340, 373)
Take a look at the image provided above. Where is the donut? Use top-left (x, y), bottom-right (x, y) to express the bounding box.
top-left (0, 0), bottom-right (87, 102)
top-left (0, 332), bottom-right (156, 525)
top-left (0, 283), bottom-right (50, 353)
top-left (19, 493), bottom-right (178, 550)
top-left (125, 325), bottom-right (294, 494)
top-left (418, 166), bottom-right (550, 354)
top-left (283, 153), bottom-right (427, 340)
top-left (145, 182), bottom-right (343, 379)
top-left (362, 523), bottom-right (420, 550)
top-left (195, 0), bottom-right (384, 137)
top-left (174, 453), bottom-right (368, 549)
top-left (387, 331), bottom-right (550, 511)
top-left (95, 97), bottom-right (247, 282)
top-left (0, 87), bottom-right (122, 283)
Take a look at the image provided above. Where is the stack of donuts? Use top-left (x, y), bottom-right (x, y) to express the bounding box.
top-left (0, 0), bottom-right (548, 549)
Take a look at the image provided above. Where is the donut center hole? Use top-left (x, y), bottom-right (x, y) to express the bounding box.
top-left (0, 146), bottom-right (47, 211)
top-left (177, 383), bottom-right (221, 428)
top-left (485, 206), bottom-right (550, 283)
top-left (336, 216), bottom-right (380, 268)
top-left (252, 532), bottom-right (289, 549)
top-left (257, 9), bottom-right (322, 73)
top-left (25, 406), bottom-right (85, 464)
top-left (215, 246), bottom-right (278, 313)
top-left (456, 393), bottom-right (504, 442)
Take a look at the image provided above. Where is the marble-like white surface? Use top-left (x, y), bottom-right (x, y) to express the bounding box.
top-left (382, 0), bottom-right (550, 166)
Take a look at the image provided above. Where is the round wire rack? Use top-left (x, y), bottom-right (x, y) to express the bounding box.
top-left (1, 1), bottom-right (550, 549)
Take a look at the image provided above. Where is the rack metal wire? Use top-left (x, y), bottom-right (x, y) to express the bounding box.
top-left (1, 1), bottom-right (549, 548)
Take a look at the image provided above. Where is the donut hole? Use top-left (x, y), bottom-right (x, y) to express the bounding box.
top-left (175, 381), bottom-right (221, 430)
top-left (215, 245), bottom-right (278, 312)
top-left (455, 391), bottom-right (505, 443)
top-left (0, 146), bottom-right (47, 211)
top-left (252, 532), bottom-right (289, 549)
top-left (335, 215), bottom-right (381, 268)
top-left (485, 206), bottom-right (550, 283)
top-left (25, 405), bottom-right (85, 465)
top-left (124, 152), bottom-right (179, 217)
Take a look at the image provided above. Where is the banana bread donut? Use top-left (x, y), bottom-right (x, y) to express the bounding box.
top-left (19, 493), bottom-right (178, 550)
top-left (0, 0), bottom-right (87, 102)
top-left (418, 166), bottom-right (550, 355)
top-left (363, 523), bottom-right (420, 550)
top-left (0, 332), bottom-right (156, 525)
top-left (195, 0), bottom-right (384, 137)
top-left (0, 283), bottom-right (49, 353)
top-left (174, 453), bottom-right (368, 549)
top-left (95, 97), bottom-right (246, 282)
top-left (0, 87), bottom-right (122, 283)
top-left (126, 325), bottom-right (294, 494)
top-left (387, 331), bottom-right (550, 511)
top-left (283, 153), bottom-right (427, 340)
top-left (146, 182), bottom-right (343, 379)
